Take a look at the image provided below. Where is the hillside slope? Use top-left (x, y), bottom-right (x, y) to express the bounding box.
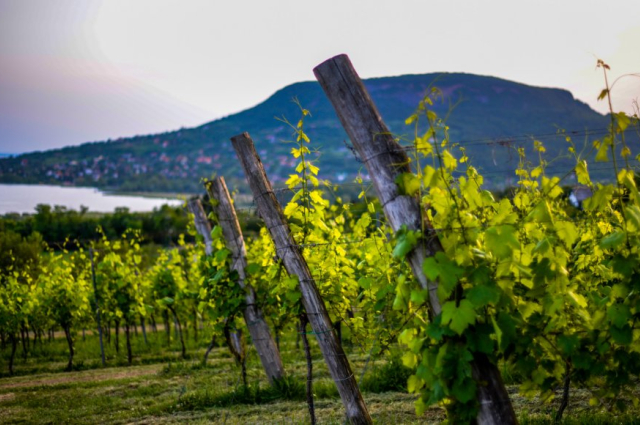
top-left (0, 73), bottom-right (614, 193)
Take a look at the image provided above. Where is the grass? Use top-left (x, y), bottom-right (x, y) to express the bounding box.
top-left (1, 327), bottom-right (639, 424)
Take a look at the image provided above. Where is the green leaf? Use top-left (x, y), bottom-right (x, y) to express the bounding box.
top-left (490, 199), bottom-right (518, 225)
top-left (423, 252), bottom-right (464, 301)
top-left (611, 324), bottom-right (632, 345)
top-left (598, 89), bottom-right (609, 101)
top-left (607, 304), bottom-right (631, 327)
top-left (393, 227), bottom-right (420, 259)
top-left (494, 312), bottom-right (517, 350)
top-left (468, 265), bottom-right (492, 286)
top-left (402, 351), bottom-right (418, 368)
top-left (584, 185), bottom-right (614, 212)
top-left (611, 282), bottom-right (630, 299)
top-left (425, 315), bottom-right (449, 341)
top-left (422, 257), bottom-right (439, 281)
top-left (466, 282), bottom-right (501, 308)
top-left (557, 334), bottom-right (580, 356)
top-left (452, 376), bottom-right (477, 403)
top-left (423, 166), bottom-right (438, 188)
top-left (491, 315), bottom-right (503, 347)
top-left (485, 225), bottom-right (520, 259)
top-left (410, 289), bottom-right (428, 304)
top-left (542, 176), bottom-right (563, 199)
top-left (526, 201), bottom-right (553, 223)
top-left (615, 112), bottom-right (631, 132)
top-left (442, 150), bottom-right (457, 170)
top-left (308, 163), bottom-right (319, 175)
top-left (555, 221), bottom-right (579, 247)
top-left (594, 136), bottom-right (613, 162)
top-left (215, 248), bottom-right (231, 263)
top-left (575, 160), bottom-right (591, 185)
top-left (396, 173), bottom-right (421, 196)
top-left (417, 130), bottom-right (434, 155)
top-left (441, 300), bottom-right (476, 335)
top-left (610, 256), bottom-right (634, 279)
top-left (285, 290), bottom-right (301, 303)
top-left (283, 202), bottom-right (298, 217)
top-left (358, 277), bottom-right (373, 290)
top-left (245, 263), bottom-right (261, 275)
top-left (407, 375), bottom-right (424, 393)
top-left (393, 293), bottom-right (406, 311)
top-left (211, 225), bottom-right (223, 240)
top-left (466, 323), bottom-right (495, 354)
top-left (415, 398), bottom-right (428, 416)
top-left (600, 231), bottom-right (626, 250)
top-left (533, 237), bottom-right (552, 255)
top-left (568, 291), bottom-right (587, 308)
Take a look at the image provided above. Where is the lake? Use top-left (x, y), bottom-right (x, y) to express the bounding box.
top-left (0, 184), bottom-right (183, 214)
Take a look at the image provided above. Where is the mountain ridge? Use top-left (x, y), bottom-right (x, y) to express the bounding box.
top-left (0, 72), bottom-right (617, 194)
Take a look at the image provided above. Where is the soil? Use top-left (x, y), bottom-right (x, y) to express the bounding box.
top-left (0, 364), bottom-right (161, 390)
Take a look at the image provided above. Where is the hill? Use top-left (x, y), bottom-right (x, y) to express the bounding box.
top-left (0, 73), bottom-right (618, 194)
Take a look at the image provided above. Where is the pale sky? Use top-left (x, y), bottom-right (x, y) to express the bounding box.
top-left (1, 0), bottom-right (639, 154)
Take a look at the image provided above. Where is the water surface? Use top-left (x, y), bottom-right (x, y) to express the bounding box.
top-left (0, 184), bottom-right (182, 214)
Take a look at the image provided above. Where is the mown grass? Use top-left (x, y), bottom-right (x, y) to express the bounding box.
top-left (1, 326), bottom-right (639, 424)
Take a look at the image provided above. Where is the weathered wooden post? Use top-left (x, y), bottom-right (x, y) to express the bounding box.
top-left (89, 248), bottom-right (106, 366)
top-left (314, 54), bottom-right (517, 425)
top-left (186, 198), bottom-right (220, 361)
top-left (205, 178), bottom-right (286, 384)
top-left (187, 198), bottom-right (214, 256)
top-left (187, 196), bottom-right (285, 384)
top-left (231, 133), bottom-right (372, 425)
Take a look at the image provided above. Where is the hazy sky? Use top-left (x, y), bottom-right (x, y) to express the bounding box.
top-left (1, 0), bottom-right (639, 154)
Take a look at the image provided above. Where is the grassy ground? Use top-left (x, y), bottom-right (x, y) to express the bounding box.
top-left (1, 328), bottom-right (639, 424)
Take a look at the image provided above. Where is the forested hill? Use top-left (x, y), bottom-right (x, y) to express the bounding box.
top-left (0, 73), bottom-right (614, 194)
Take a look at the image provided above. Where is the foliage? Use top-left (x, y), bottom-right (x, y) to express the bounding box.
top-left (391, 78), bottom-right (640, 422)
top-left (0, 203), bottom-right (191, 249)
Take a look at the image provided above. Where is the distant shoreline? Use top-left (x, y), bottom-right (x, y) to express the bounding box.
top-left (0, 181), bottom-right (192, 200)
top-left (101, 190), bottom-right (192, 200)
top-left (0, 183), bottom-right (185, 215)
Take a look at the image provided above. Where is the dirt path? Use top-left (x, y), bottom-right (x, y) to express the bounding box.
top-left (0, 393), bottom-right (15, 402)
top-left (0, 364), bottom-right (162, 390)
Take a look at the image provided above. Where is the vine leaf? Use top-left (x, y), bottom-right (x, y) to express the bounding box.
top-left (396, 173), bottom-right (421, 196)
top-left (485, 225), bottom-right (519, 259)
top-left (600, 231), bottom-right (626, 250)
top-left (423, 252), bottom-right (464, 301)
top-left (441, 300), bottom-right (476, 335)
top-left (393, 227), bottom-right (420, 259)
top-left (607, 304), bottom-right (631, 327)
top-left (466, 282), bottom-right (500, 308)
top-left (610, 325), bottom-right (632, 345)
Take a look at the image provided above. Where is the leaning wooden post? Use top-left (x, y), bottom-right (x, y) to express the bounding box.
top-left (314, 54), bottom-right (517, 425)
top-left (187, 199), bottom-right (214, 256)
top-left (89, 248), bottom-right (106, 367)
top-left (204, 177), bottom-right (286, 384)
top-left (231, 133), bottom-right (372, 425)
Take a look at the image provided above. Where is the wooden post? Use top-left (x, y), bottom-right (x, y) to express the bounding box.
top-left (231, 133), bottom-right (372, 425)
top-left (187, 196), bottom-right (285, 384)
top-left (314, 54), bottom-right (517, 425)
top-left (89, 248), bottom-right (106, 366)
top-left (205, 178), bottom-right (286, 384)
top-left (187, 199), bottom-right (214, 256)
